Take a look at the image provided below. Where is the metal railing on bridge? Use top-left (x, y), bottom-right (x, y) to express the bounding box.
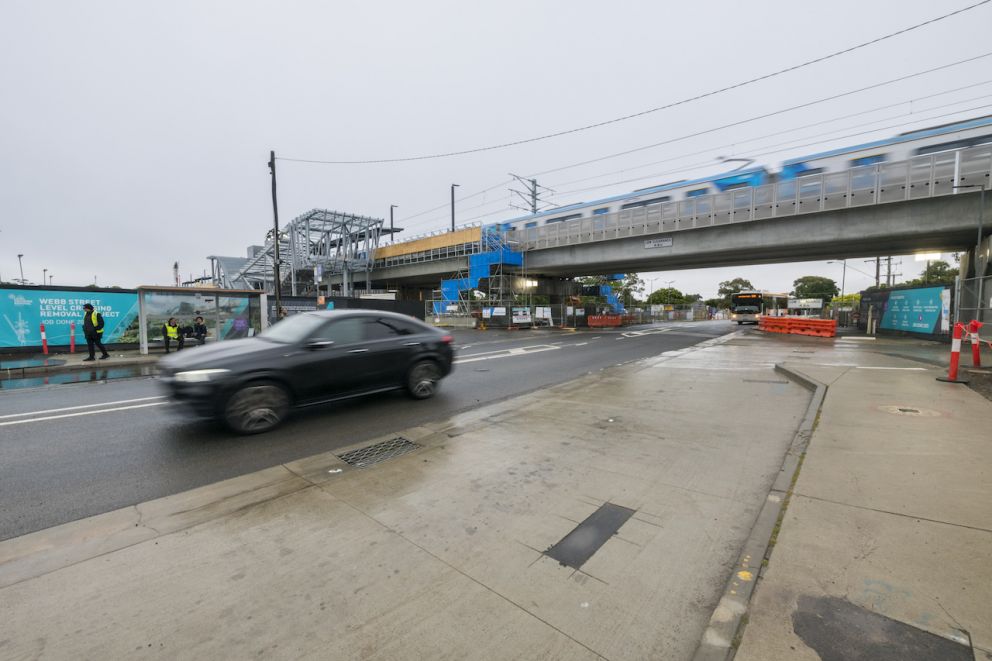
top-left (516, 145), bottom-right (992, 250)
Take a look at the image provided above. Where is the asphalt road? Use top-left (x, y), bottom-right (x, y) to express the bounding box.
top-left (0, 321), bottom-right (732, 541)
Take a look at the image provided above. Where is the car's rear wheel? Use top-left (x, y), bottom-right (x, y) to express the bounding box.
top-left (224, 382), bottom-right (290, 434)
top-left (406, 360), bottom-right (441, 399)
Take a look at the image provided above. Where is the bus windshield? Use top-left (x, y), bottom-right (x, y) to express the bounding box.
top-left (731, 292), bottom-right (762, 314)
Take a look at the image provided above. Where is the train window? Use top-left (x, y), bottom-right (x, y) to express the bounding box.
top-left (525, 221), bottom-right (538, 228)
top-left (850, 154), bottom-right (886, 167)
top-left (621, 196), bottom-right (671, 209)
top-left (914, 133), bottom-right (992, 156)
top-left (685, 189), bottom-right (709, 198)
top-left (545, 213), bottom-right (582, 224)
top-left (593, 207), bottom-right (611, 215)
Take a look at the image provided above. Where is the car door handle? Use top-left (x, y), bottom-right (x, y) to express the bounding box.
top-left (403, 342), bottom-right (421, 346)
top-left (348, 348), bottom-right (369, 353)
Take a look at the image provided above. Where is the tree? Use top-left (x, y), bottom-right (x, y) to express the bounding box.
top-left (791, 276), bottom-right (838, 305)
top-left (718, 278), bottom-right (755, 297)
top-left (704, 297), bottom-right (727, 309)
top-left (577, 273), bottom-right (645, 306)
top-left (647, 287), bottom-right (684, 305)
top-left (717, 278), bottom-right (755, 305)
top-left (682, 293), bottom-right (702, 303)
top-left (831, 293), bottom-right (861, 309)
top-left (904, 260), bottom-right (958, 286)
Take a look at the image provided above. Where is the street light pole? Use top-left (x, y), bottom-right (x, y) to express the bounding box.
top-left (17, 254), bottom-right (24, 284)
top-left (43, 268), bottom-right (47, 287)
top-left (840, 260), bottom-right (846, 298)
top-left (450, 184), bottom-right (459, 232)
top-left (49, 274), bottom-right (53, 286)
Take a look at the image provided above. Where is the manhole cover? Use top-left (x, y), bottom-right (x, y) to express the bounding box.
top-left (337, 437), bottom-right (420, 468)
top-left (878, 405), bottom-right (942, 417)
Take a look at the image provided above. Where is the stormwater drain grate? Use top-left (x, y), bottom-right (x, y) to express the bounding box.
top-left (743, 379), bottom-right (790, 384)
top-left (878, 405), bottom-right (942, 417)
top-left (337, 437), bottom-right (420, 468)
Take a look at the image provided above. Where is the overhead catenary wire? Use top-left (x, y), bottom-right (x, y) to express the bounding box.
top-left (275, 1), bottom-right (991, 166)
top-left (544, 101), bottom-right (992, 203)
top-left (544, 79), bottom-right (992, 191)
top-left (526, 51), bottom-right (992, 179)
top-left (543, 94), bottom-right (992, 199)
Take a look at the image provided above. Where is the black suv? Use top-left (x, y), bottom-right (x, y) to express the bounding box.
top-left (158, 310), bottom-right (454, 434)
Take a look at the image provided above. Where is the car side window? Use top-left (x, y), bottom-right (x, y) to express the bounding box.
top-left (311, 318), bottom-right (365, 345)
top-left (364, 319), bottom-right (402, 340)
top-left (379, 318), bottom-right (422, 336)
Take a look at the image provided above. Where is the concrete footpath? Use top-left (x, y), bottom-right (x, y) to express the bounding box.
top-left (730, 333), bottom-right (992, 661)
top-left (0, 329), bottom-right (989, 660)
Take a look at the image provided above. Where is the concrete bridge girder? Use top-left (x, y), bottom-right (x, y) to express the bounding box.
top-left (523, 193), bottom-right (990, 276)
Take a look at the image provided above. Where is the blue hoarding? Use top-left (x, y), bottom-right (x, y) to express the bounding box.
top-left (1, 288), bottom-right (139, 348)
top-left (879, 286), bottom-right (945, 333)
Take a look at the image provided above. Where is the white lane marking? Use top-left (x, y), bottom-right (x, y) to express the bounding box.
top-left (455, 344), bottom-right (560, 365)
top-left (0, 396), bottom-right (166, 420)
top-left (590, 336), bottom-right (602, 340)
top-left (573, 342), bottom-right (589, 347)
top-left (0, 402), bottom-right (168, 427)
top-left (856, 366), bottom-right (929, 371)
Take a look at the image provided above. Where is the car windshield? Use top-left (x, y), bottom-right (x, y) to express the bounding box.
top-left (259, 313), bottom-right (327, 344)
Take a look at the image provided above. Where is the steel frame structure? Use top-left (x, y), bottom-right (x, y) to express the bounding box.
top-left (210, 209), bottom-right (387, 296)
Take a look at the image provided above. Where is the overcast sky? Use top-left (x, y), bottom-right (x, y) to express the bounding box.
top-left (2, 0), bottom-right (989, 297)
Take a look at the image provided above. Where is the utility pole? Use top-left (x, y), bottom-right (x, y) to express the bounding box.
top-left (390, 204), bottom-right (397, 244)
top-left (866, 258), bottom-right (880, 287)
top-left (509, 173), bottom-right (554, 215)
top-left (886, 256), bottom-right (892, 287)
top-left (268, 150), bottom-right (282, 317)
top-left (450, 184), bottom-right (459, 232)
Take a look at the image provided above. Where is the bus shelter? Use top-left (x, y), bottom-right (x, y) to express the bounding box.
top-left (137, 286), bottom-right (266, 355)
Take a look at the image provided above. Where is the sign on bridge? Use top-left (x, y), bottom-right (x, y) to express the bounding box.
top-left (644, 237), bottom-right (673, 249)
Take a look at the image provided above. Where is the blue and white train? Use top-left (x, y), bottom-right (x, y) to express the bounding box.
top-left (497, 114), bottom-right (992, 231)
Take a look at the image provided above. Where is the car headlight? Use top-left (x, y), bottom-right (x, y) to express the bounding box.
top-left (174, 369), bottom-right (230, 383)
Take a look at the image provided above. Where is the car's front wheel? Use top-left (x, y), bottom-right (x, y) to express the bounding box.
top-left (224, 382), bottom-right (290, 434)
top-left (406, 360), bottom-right (441, 399)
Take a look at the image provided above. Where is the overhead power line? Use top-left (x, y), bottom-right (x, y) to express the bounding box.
top-left (527, 51), bottom-right (992, 179)
top-left (276, 1), bottom-right (990, 166)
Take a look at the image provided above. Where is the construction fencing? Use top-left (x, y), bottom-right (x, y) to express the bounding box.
top-left (957, 275), bottom-right (992, 325)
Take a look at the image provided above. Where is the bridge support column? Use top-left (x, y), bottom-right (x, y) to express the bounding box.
top-left (957, 234), bottom-right (992, 324)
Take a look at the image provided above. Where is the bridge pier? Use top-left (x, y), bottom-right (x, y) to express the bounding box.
top-left (956, 233), bottom-right (992, 324)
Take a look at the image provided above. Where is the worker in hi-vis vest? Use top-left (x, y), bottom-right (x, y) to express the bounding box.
top-left (162, 317), bottom-right (185, 353)
top-left (81, 303), bottom-right (110, 361)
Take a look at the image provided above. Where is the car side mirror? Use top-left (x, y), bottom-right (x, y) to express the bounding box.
top-left (305, 339), bottom-right (334, 350)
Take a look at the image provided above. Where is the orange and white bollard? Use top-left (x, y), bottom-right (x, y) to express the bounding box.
top-left (968, 319), bottom-right (983, 368)
top-left (40, 323), bottom-right (49, 355)
top-left (937, 322), bottom-right (969, 383)
top-left (70, 322), bottom-right (76, 353)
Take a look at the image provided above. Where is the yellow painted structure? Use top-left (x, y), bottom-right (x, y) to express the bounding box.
top-left (374, 227), bottom-right (481, 260)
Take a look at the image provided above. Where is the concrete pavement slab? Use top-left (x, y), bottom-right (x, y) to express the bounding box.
top-left (0, 487), bottom-right (600, 660)
top-left (734, 495), bottom-right (990, 659)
